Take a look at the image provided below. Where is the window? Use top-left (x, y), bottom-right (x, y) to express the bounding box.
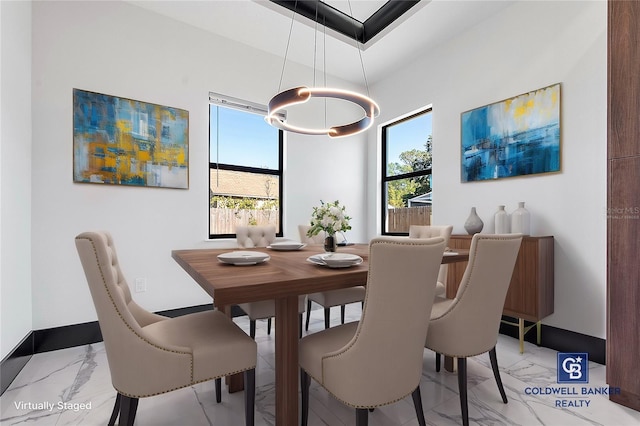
top-left (209, 93), bottom-right (284, 239)
top-left (381, 108), bottom-right (432, 235)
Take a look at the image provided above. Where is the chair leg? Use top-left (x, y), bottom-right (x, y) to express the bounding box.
top-left (457, 357), bottom-right (469, 426)
top-left (435, 352), bottom-right (441, 372)
top-left (411, 386), bottom-right (427, 426)
top-left (305, 299), bottom-right (312, 331)
top-left (119, 395), bottom-right (139, 426)
top-left (324, 308), bottom-right (330, 329)
top-left (341, 304), bottom-right (346, 324)
top-left (107, 393), bottom-right (121, 426)
top-left (267, 318), bottom-right (272, 335)
top-left (215, 377), bottom-right (222, 403)
top-left (249, 320), bottom-right (256, 339)
top-left (244, 368), bottom-right (255, 426)
top-left (301, 369), bottom-right (311, 426)
top-left (356, 408), bottom-right (369, 426)
top-left (489, 347), bottom-right (508, 403)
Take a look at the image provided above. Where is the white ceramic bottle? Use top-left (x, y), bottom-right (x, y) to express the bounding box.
top-left (511, 202), bottom-right (530, 235)
top-left (494, 205), bottom-right (510, 234)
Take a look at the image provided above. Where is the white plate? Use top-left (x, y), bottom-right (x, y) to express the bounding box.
top-left (307, 253), bottom-right (363, 268)
top-left (443, 251), bottom-right (459, 256)
top-left (267, 242), bottom-right (307, 251)
top-left (217, 251), bottom-right (270, 266)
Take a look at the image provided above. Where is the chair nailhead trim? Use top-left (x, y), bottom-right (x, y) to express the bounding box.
top-left (80, 237), bottom-right (194, 382)
top-left (317, 239), bottom-right (436, 408)
top-left (114, 366), bottom-right (257, 399)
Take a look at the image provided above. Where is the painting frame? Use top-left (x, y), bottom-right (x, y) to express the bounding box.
top-left (73, 89), bottom-right (189, 189)
top-left (460, 83), bottom-right (561, 183)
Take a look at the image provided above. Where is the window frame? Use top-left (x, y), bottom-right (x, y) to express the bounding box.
top-left (208, 93), bottom-right (284, 239)
top-left (380, 107), bottom-right (433, 236)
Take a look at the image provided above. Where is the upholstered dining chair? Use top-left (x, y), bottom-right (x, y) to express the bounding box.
top-left (298, 224), bottom-right (366, 331)
top-left (236, 225), bottom-right (277, 248)
top-left (75, 231), bottom-right (257, 426)
top-left (409, 225), bottom-right (454, 297)
top-left (425, 233), bottom-right (523, 426)
top-left (236, 225), bottom-right (306, 338)
top-left (299, 236), bottom-right (446, 426)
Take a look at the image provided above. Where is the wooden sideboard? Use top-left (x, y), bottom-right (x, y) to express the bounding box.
top-left (446, 235), bottom-right (554, 352)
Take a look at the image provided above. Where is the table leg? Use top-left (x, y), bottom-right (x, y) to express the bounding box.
top-left (275, 295), bottom-right (299, 426)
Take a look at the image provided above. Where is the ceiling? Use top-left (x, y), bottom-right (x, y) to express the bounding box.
top-left (269, 0), bottom-right (421, 44)
top-left (127, 0), bottom-right (515, 85)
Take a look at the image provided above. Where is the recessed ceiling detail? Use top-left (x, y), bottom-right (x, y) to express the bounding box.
top-left (269, 0), bottom-right (421, 44)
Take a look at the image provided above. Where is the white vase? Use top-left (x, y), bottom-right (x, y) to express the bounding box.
top-left (494, 205), bottom-right (510, 234)
top-left (511, 202), bottom-right (530, 235)
top-left (464, 207), bottom-right (484, 234)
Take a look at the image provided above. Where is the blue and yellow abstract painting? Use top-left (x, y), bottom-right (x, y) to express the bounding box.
top-left (73, 89), bottom-right (189, 188)
top-left (461, 83), bottom-right (560, 182)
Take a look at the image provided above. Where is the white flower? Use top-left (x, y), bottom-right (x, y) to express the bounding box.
top-left (306, 200), bottom-right (352, 237)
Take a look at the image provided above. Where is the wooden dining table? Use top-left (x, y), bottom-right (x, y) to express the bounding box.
top-left (172, 243), bottom-right (469, 426)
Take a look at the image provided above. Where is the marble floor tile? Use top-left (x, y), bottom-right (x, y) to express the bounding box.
top-left (2, 303), bottom-right (639, 426)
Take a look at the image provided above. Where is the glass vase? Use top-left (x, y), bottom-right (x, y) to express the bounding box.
top-left (324, 234), bottom-right (337, 252)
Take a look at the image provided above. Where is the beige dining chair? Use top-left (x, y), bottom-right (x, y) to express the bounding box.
top-left (75, 231), bottom-right (257, 426)
top-left (298, 224), bottom-right (365, 331)
top-left (236, 225), bottom-right (305, 338)
top-left (425, 233), bottom-right (522, 426)
top-left (409, 225), bottom-right (454, 297)
top-left (299, 236), bottom-right (446, 426)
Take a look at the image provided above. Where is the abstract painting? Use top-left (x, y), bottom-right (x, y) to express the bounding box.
top-left (461, 83), bottom-right (560, 182)
top-left (73, 89), bottom-right (189, 188)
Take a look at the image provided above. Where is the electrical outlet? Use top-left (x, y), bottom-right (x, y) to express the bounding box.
top-left (135, 277), bottom-right (147, 293)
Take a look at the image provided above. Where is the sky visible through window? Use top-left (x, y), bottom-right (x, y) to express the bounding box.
top-left (209, 106), bottom-right (279, 169)
top-left (386, 112), bottom-right (432, 166)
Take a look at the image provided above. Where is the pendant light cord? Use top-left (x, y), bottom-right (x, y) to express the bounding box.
top-left (313, 1), bottom-right (319, 87)
top-left (277, 0), bottom-right (298, 93)
top-left (346, 0), bottom-right (371, 98)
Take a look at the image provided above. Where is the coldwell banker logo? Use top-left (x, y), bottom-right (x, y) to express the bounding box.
top-left (523, 352), bottom-right (620, 408)
top-left (557, 353), bottom-right (589, 384)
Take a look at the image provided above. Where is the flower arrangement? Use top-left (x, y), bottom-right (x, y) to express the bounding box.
top-left (307, 200), bottom-right (351, 237)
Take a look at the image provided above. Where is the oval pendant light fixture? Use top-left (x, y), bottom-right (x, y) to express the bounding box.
top-left (266, 0), bottom-right (379, 138)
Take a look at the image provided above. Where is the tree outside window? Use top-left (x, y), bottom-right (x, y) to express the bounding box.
top-left (382, 109), bottom-right (432, 234)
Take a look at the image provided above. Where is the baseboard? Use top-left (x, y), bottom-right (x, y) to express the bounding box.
top-left (1, 334), bottom-right (33, 395)
top-left (1, 307), bottom-right (604, 396)
top-left (499, 315), bottom-right (606, 365)
top-left (0, 304), bottom-right (244, 395)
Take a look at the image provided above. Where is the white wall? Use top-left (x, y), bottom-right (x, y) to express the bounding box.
top-left (29, 0), bottom-right (368, 332)
top-left (1, 0), bottom-right (608, 357)
top-left (368, 1), bottom-right (607, 338)
top-left (1, 0), bottom-right (33, 360)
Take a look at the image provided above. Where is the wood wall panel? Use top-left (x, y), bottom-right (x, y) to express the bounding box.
top-left (607, 0), bottom-right (640, 412)
top-left (608, 0), bottom-right (640, 158)
top-left (607, 157), bottom-right (640, 410)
